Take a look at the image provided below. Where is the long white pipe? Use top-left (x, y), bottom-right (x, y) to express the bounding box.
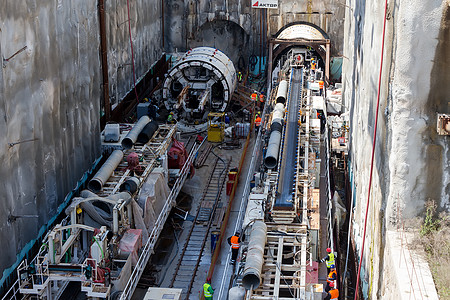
top-left (276, 80), bottom-right (288, 104)
top-left (242, 221), bottom-right (267, 290)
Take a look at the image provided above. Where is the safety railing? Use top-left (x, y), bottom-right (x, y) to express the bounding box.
top-left (119, 138), bottom-right (205, 300)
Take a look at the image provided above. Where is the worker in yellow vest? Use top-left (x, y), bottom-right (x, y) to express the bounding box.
top-left (320, 247), bottom-right (335, 273)
top-left (238, 71), bottom-right (243, 83)
top-left (203, 278), bottom-right (214, 300)
top-left (227, 232), bottom-right (241, 264)
top-left (324, 282), bottom-right (339, 300)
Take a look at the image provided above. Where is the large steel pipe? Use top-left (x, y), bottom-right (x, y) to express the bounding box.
top-left (242, 221), bottom-right (267, 290)
top-left (122, 116), bottom-right (151, 149)
top-left (88, 150), bottom-right (124, 192)
top-left (264, 129), bottom-right (282, 169)
top-left (264, 102), bottom-right (285, 169)
top-left (276, 80), bottom-right (288, 104)
top-left (137, 120), bottom-right (159, 144)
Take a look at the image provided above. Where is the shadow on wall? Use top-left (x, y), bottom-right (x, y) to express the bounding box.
top-left (190, 19), bottom-right (250, 70)
top-left (426, 5), bottom-right (450, 210)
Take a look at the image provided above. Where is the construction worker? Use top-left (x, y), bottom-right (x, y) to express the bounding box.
top-left (167, 112), bottom-right (174, 124)
top-left (324, 282), bottom-right (339, 300)
top-left (203, 278), bottom-right (214, 300)
top-left (320, 248), bottom-right (335, 273)
top-left (224, 114), bottom-right (230, 125)
top-left (238, 71), bottom-right (243, 83)
top-left (227, 232), bottom-right (241, 264)
top-left (311, 59), bottom-right (317, 77)
top-left (325, 264), bottom-right (337, 292)
top-left (254, 113), bottom-right (262, 133)
top-left (318, 80), bottom-right (324, 96)
top-left (251, 92), bottom-right (258, 102)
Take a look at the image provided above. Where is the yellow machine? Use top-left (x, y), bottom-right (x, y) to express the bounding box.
top-left (207, 112), bottom-right (225, 142)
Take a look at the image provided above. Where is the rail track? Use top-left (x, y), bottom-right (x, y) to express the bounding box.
top-left (169, 156), bottom-right (230, 299)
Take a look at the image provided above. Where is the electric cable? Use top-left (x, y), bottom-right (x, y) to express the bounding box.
top-left (354, 0), bottom-right (388, 299)
top-left (268, 245), bottom-right (296, 298)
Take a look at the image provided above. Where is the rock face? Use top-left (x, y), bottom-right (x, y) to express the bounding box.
top-left (342, 0), bottom-right (449, 297)
top-left (0, 0), bottom-right (162, 283)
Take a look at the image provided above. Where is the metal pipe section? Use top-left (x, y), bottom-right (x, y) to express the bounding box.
top-left (276, 80), bottom-right (288, 104)
top-left (122, 116), bottom-right (151, 149)
top-left (137, 120), bottom-right (159, 144)
top-left (119, 177), bottom-right (140, 194)
top-left (264, 130), bottom-right (282, 169)
top-left (88, 150), bottom-right (124, 192)
top-left (242, 220), bottom-right (267, 290)
top-left (264, 103), bottom-right (285, 169)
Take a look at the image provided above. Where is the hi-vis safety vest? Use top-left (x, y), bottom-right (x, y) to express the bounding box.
top-left (255, 116), bottom-right (261, 127)
top-left (329, 288), bottom-right (339, 299)
top-left (231, 236), bottom-right (240, 249)
top-left (326, 252), bottom-right (335, 268)
top-left (327, 269), bottom-right (337, 283)
top-left (203, 283), bottom-right (212, 297)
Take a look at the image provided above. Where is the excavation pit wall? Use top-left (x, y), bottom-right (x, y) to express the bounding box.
top-left (0, 0), bottom-right (163, 288)
top-left (343, 0), bottom-right (448, 298)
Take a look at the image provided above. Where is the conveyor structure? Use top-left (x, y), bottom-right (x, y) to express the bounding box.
top-left (230, 48), bottom-right (334, 300)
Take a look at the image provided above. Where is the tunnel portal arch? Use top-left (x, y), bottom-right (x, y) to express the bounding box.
top-left (190, 19), bottom-right (250, 71)
top-left (269, 21), bottom-right (331, 81)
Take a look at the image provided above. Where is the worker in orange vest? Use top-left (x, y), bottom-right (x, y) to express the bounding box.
top-left (319, 80), bottom-right (324, 96)
top-left (227, 232), bottom-right (241, 264)
top-left (259, 93), bottom-right (265, 104)
top-left (324, 282), bottom-right (339, 300)
top-left (254, 113), bottom-right (262, 133)
top-left (325, 264), bottom-right (337, 292)
top-left (311, 59), bottom-right (317, 77)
